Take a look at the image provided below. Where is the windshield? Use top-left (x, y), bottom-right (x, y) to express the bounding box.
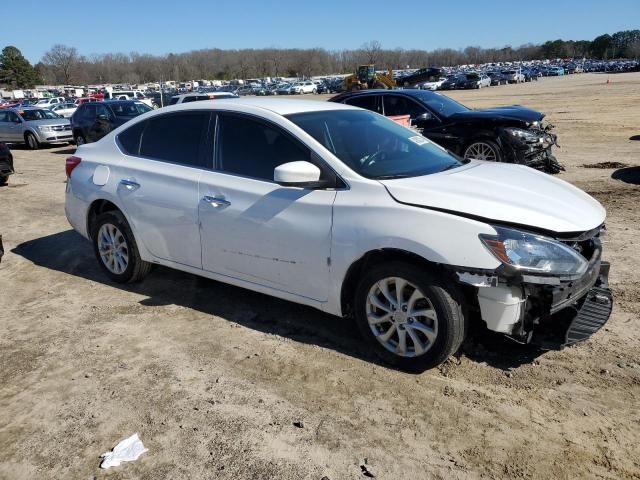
top-left (20, 109), bottom-right (60, 120)
top-left (287, 109), bottom-right (462, 179)
top-left (409, 91), bottom-right (469, 117)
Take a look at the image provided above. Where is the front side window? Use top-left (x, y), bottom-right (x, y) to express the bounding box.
top-left (287, 109), bottom-right (461, 179)
top-left (139, 112), bottom-right (209, 168)
top-left (217, 114), bottom-right (311, 181)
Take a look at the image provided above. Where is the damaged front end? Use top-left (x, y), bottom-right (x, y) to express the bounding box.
top-left (498, 123), bottom-right (563, 174)
top-left (455, 225), bottom-right (612, 349)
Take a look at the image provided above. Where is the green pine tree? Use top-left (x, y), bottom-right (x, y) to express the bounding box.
top-left (0, 46), bottom-right (41, 88)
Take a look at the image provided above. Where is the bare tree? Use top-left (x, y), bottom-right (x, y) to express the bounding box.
top-left (361, 40), bottom-right (382, 64)
top-left (41, 44), bottom-right (80, 84)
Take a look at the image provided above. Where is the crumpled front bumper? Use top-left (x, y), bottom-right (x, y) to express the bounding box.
top-left (456, 236), bottom-right (613, 348)
top-left (498, 127), bottom-right (563, 173)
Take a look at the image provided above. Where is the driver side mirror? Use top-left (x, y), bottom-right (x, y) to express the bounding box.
top-left (274, 161), bottom-right (322, 188)
top-left (96, 114), bottom-right (110, 122)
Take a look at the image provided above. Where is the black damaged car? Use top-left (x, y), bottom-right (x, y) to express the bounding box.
top-left (0, 142), bottom-right (14, 186)
top-left (329, 89), bottom-right (562, 173)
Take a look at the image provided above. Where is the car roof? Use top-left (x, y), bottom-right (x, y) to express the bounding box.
top-left (331, 88), bottom-right (434, 102)
top-left (156, 97), bottom-right (356, 116)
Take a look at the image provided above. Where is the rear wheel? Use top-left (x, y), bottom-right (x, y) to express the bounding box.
top-left (0, 175), bottom-right (8, 186)
top-left (463, 139), bottom-right (503, 162)
top-left (354, 262), bottom-right (466, 371)
top-left (92, 211), bottom-right (152, 283)
top-left (25, 132), bottom-right (39, 150)
top-left (74, 133), bottom-right (86, 146)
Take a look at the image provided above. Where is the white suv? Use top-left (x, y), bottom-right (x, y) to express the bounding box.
top-left (64, 98), bottom-right (612, 370)
top-left (290, 81), bottom-right (317, 94)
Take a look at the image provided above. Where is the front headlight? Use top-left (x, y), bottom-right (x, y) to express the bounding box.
top-left (504, 127), bottom-right (540, 142)
top-left (38, 125), bottom-right (52, 132)
top-left (480, 226), bottom-right (588, 276)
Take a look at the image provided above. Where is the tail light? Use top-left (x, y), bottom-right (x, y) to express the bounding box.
top-left (66, 156), bottom-right (81, 177)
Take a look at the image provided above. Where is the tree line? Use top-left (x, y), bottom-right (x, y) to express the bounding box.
top-left (1, 30), bottom-right (639, 89)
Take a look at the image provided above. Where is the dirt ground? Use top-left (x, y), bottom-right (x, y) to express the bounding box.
top-left (1, 72), bottom-right (639, 480)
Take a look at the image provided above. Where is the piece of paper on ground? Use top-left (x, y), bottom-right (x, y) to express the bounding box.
top-left (100, 433), bottom-right (148, 469)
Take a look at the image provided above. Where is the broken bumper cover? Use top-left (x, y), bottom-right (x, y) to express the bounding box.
top-left (456, 242), bottom-right (612, 348)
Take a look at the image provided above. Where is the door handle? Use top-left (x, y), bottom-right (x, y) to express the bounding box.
top-left (119, 178), bottom-right (140, 190)
top-left (202, 195), bottom-right (230, 207)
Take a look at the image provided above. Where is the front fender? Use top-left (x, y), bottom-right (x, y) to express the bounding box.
top-left (324, 184), bottom-right (500, 316)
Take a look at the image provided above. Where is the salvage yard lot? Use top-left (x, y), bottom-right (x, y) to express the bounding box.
top-left (1, 73), bottom-right (639, 479)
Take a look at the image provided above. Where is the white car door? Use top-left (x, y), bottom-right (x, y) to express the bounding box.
top-left (114, 111), bottom-right (212, 268)
top-left (198, 112), bottom-right (336, 301)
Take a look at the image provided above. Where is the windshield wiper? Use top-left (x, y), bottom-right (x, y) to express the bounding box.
top-left (374, 174), bottom-right (411, 180)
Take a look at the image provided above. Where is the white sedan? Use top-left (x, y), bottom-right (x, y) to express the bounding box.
top-left (49, 102), bottom-right (77, 118)
top-left (64, 98), bottom-right (611, 371)
top-left (420, 78), bottom-right (446, 90)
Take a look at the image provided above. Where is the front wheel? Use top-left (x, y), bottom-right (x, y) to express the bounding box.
top-left (25, 132), bottom-right (40, 150)
top-left (74, 133), bottom-right (86, 146)
top-left (463, 139), bottom-right (503, 162)
top-left (0, 175), bottom-right (8, 186)
top-left (354, 262), bottom-right (466, 371)
top-left (92, 211), bottom-right (152, 283)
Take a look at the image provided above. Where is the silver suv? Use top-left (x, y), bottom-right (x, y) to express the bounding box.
top-left (0, 108), bottom-right (72, 149)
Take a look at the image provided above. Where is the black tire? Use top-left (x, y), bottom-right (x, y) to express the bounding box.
top-left (354, 261), bottom-right (466, 372)
top-left (91, 210), bottom-right (152, 283)
top-left (0, 175), bottom-right (8, 186)
top-left (463, 138), bottom-right (503, 162)
top-left (74, 132), bottom-right (86, 146)
top-left (25, 132), bottom-right (39, 150)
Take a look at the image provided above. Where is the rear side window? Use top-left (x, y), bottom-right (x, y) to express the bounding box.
top-left (345, 95), bottom-right (380, 113)
top-left (118, 121), bottom-right (146, 155)
top-left (217, 114), bottom-right (311, 181)
top-left (139, 112), bottom-right (210, 168)
top-left (383, 96), bottom-right (426, 118)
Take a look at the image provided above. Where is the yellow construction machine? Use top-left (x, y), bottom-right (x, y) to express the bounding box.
top-left (343, 65), bottom-right (395, 91)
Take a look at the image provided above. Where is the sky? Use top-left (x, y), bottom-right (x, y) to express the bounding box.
top-left (3, 0), bottom-right (639, 63)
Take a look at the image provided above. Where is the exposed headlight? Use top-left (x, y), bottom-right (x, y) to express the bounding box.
top-left (480, 226), bottom-right (588, 276)
top-left (38, 125), bottom-right (53, 131)
top-left (504, 127), bottom-right (540, 142)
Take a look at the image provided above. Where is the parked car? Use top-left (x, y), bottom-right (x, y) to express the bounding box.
top-left (460, 73), bottom-right (491, 89)
top-left (75, 97), bottom-right (101, 106)
top-left (329, 89), bottom-right (562, 173)
top-left (49, 102), bottom-right (78, 118)
top-left (168, 92), bottom-right (239, 105)
top-left (35, 97), bottom-right (66, 107)
top-left (107, 91), bottom-right (154, 108)
top-left (501, 69), bottom-right (525, 83)
top-left (439, 74), bottom-right (465, 90)
top-left (420, 77), bottom-right (446, 90)
top-left (64, 98), bottom-right (611, 371)
top-left (290, 81), bottom-right (318, 94)
top-left (71, 100), bottom-right (152, 145)
top-left (0, 107), bottom-right (72, 149)
top-left (0, 142), bottom-right (13, 185)
top-left (274, 83), bottom-right (293, 95)
top-left (487, 71), bottom-right (508, 86)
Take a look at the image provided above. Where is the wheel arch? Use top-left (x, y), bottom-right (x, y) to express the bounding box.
top-left (340, 248), bottom-right (449, 317)
top-left (86, 199), bottom-right (125, 240)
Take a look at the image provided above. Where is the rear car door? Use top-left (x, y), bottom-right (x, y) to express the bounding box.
top-left (115, 111), bottom-right (211, 268)
top-left (198, 112), bottom-right (336, 301)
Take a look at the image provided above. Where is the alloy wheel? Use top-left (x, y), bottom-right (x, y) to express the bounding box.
top-left (366, 277), bottom-right (438, 357)
top-left (464, 142), bottom-right (498, 161)
top-left (97, 223), bottom-right (129, 275)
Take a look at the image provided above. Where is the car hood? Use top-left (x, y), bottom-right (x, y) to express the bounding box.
top-left (26, 118), bottom-right (70, 126)
top-left (380, 161), bottom-right (605, 234)
top-left (449, 105), bottom-right (544, 124)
